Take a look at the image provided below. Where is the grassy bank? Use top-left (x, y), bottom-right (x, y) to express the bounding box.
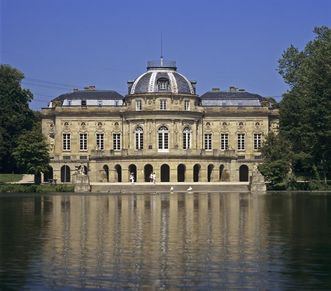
top-left (0, 174), bottom-right (23, 183)
top-left (0, 183), bottom-right (74, 193)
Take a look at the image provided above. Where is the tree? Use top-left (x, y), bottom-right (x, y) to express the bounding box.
top-left (12, 124), bottom-right (50, 183)
top-left (0, 65), bottom-right (35, 172)
top-left (258, 132), bottom-right (292, 189)
top-left (278, 26), bottom-right (331, 183)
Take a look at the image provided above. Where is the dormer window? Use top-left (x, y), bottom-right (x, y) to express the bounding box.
top-left (157, 78), bottom-right (169, 91)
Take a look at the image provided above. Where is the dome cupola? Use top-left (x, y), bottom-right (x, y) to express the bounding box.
top-left (128, 59), bottom-right (196, 95)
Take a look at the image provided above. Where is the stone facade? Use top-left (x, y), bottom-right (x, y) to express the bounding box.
top-left (41, 60), bottom-right (279, 184)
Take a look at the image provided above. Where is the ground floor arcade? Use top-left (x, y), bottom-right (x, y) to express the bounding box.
top-left (44, 159), bottom-right (256, 184)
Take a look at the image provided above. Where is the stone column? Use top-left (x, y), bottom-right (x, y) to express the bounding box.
top-left (186, 164), bottom-right (194, 182)
top-left (170, 163), bottom-right (177, 182)
top-left (137, 164), bottom-right (144, 182)
top-left (109, 168), bottom-right (116, 183)
top-left (200, 163), bottom-right (207, 182)
top-left (230, 159), bottom-right (238, 182)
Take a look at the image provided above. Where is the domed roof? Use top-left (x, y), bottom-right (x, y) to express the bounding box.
top-left (129, 60), bottom-right (196, 95)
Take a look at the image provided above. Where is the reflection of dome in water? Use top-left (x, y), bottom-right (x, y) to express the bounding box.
top-left (129, 59), bottom-right (196, 95)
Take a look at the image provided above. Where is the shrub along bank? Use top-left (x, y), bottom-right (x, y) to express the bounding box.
top-left (0, 183), bottom-right (74, 193)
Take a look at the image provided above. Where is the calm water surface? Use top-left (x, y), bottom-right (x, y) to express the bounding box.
top-left (0, 192), bottom-right (331, 289)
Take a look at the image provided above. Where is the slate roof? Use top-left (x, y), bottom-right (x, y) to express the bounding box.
top-left (200, 91), bottom-right (263, 107)
top-left (52, 90), bottom-right (123, 101)
top-left (130, 60), bottom-right (195, 95)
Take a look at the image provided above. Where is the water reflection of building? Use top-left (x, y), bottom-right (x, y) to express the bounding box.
top-left (40, 193), bottom-right (270, 288)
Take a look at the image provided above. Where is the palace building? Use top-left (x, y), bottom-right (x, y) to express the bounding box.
top-left (41, 59), bottom-right (279, 184)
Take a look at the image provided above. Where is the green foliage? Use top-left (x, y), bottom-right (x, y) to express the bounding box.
top-left (0, 65), bottom-right (35, 172)
top-left (12, 125), bottom-right (50, 176)
top-left (0, 174), bottom-right (23, 183)
top-left (258, 133), bottom-right (292, 189)
top-left (278, 26), bottom-right (331, 183)
top-left (0, 183), bottom-right (74, 193)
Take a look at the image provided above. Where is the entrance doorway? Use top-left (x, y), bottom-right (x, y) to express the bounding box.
top-left (160, 164), bottom-right (170, 182)
top-left (177, 164), bottom-right (185, 182)
top-left (193, 164), bottom-right (200, 182)
top-left (115, 164), bottom-right (122, 182)
top-left (103, 165), bottom-right (109, 182)
top-left (61, 165), bottom-right (70, 182)
top-left (129, 164), bottom-right (137, 182)
top-left (239, 165), bottom-right (249, 181)
top-left (207, 164), bottom-right (214, 182)
top-left (144, 164), bottom-right (153, 182)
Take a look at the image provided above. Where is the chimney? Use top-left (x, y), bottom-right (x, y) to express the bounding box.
top-left (212, 88), bottom-right (220, 92)
top-left (229, 86), bottom-right (237, 92)
top-left (84, 85), bottom-right (96, 91)
top-left (127, 81), bottom-right (134, 94)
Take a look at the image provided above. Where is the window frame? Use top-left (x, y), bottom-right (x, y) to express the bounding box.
top-left (254, 133), bottom-right (262, 150)
top-left (136, 99), bottom-right (142, 111)
top-left (96, 133), bottom-right (104, 150)
top-left (204, 133), bottom-right (212, 150)
top-left (237, 133), bottom-right (245, 151)
top-left (221, 133), bottom-right (229, 150)
top-left (157, 78), bottom-right (169, 91)
top-left (79, 133), bottom-right (88, 151)
top-left (183, 127), bottom-right (191, 150)
top-left (160, 99), bottom-right (167, 110)
top-left (135, 127), bottom-right (144, 150)
top-left (113, 133), bottom-right (121, 151)
top-left (184, 100), bottom-right (190, 111)
top-left (62, 133), bottom-right (71, 151)
top-left (158, 126), bottom-right (169, 152)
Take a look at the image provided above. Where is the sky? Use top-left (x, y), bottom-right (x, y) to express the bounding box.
top-left (1, 0), bottom-right (331, 109)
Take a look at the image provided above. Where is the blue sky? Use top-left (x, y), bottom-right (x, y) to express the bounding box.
top-left (1, 0), bottom-right (330, 109)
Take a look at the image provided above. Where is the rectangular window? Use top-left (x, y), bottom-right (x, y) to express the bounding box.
top-left (158, 132), bottom-right (169, 150)
top-left (97, 100), bottom-right (103, 107)
top-left (204, 133), bottom-right (212, 150)
top-left (63, 134), bottom-right (71, 151)
top-left (96, 133), bottom-right (104, 150)
top-left (254, 133), bottom-right (262, 150)
top-left (136, 100), bottom-right (142, 111)
top-left (115, 101), bottom-right (119, 106)
top-left (160, 99), bottom-right (167, 110)
top-left (81, 100), bottom-right (87, 106)
top-left (113, 133), bottom-right (121, 151)
top-left (221, 133), bottom-right (229, 150)
top-left (183, 131), bottom-right (191, 149)
top-left (184, 100), bottom-right (190, 111)
top-left (68, 100), bottom-right (72, 106)
top-left (80, 133), bottom-right (88, 151)
top-left (135, 131), bottom-right (143, 150)
top-left (237, 133), bottom-right (245, 150)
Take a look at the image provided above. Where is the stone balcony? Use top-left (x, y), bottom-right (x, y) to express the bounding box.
top-left (90, 148), bottom-right (237, 160)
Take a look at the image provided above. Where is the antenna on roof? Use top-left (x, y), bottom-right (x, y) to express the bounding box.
top-left (160, 32), bottom-right (164, 66)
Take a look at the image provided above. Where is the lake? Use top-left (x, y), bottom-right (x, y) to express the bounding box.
top-left (0, 192), bottom-right (330, 289)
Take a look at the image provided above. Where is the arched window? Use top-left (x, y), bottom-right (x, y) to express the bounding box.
top-left (61, 165), bottom-right (71, 183)
top-left (158, 126), bottom-right (169, 151)
top-left (183, 127), bottom-right (191, 149)
top-left (157, 78), bottom-right (169, 91)
top-left (135, 127), bottom-right (144, 150)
